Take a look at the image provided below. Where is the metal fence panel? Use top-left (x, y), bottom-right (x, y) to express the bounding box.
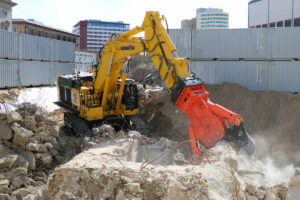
top-left (52, 40), bottom-right (75, 62)
top-left (191, 29), bottom-right (268, 60)
top-left (189, 60), bottom-right (267, 91)
top-left (268, 61), bottom-right (300, 92)
top-left (19, 61), bottom-right (51, 86)
top-left (169, 29), bottom-right (191, 58)
top-left (20, 34), bottom-right (52, 61)
top-left (51, 62), bottom-right (74, 84)
top-left (0, 60), bottom-right (19, 88)
top-left (0, 30), bottom-right (19, 60)
top-left (1, 30), bottom-right (75, 62)
top-left (269, 28), bottom-right (300, 60)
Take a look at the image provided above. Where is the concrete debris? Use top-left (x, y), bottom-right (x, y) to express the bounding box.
top-left (0, 121), bottom-right (13, 140)
top-left (1, 84), bottom-right (300, 199)
top-left (23, 116), bottom-right (37, 131)
top-left (12, 124), bottom-right (33, 147)
top-left (11, 188), bottom-right (32, 199)
top-left (0, 103), bottom-right (80, 198)
top-left (7, 111), bottom-right (23, 124)
top-left (0, 179), bottom-right (10, 193)
top-left (0, 89), bottom-right (20, 103)
top-left (46, 137), bottom-right (289, 200)
top-left (0, 154), bottom-right (18, 169)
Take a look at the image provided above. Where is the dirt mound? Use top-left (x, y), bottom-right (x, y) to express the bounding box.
top-left (206, 83), bottom-right (300, 166)
top-left (139, 83), bottom-right (300, 166)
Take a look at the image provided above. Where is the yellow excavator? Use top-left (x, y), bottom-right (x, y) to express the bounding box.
top-left (56, 11), bottom-right (255, 156)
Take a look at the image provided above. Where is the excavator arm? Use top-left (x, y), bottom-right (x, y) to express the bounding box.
top-left (93, 11), bottom-right (255, 156)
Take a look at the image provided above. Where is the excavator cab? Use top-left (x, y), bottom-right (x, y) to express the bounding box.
top-left (121, 79), bottom-right (139, 111)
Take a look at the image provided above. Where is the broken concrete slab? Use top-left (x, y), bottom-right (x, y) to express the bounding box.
top-left (7, 111), bottom-right (23, 124)
top-left (11, 123), bottom-right (33, 147)
top-left (0, 122), bottom-right (13, 140)
top-left (0, 179), bottom-right (10, 194)
top-left (25, 143), bottom-right (47, 153)
top-left (0, 154), bottom-right (18, 169)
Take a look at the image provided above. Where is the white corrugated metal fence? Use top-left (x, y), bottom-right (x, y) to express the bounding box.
top-left (0, 30), bottom-right (75, 88)
top-left (170, 28), bottom-right (300, 92)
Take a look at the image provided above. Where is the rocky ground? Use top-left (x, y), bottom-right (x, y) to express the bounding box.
top-left (46, 133), bottom-right (290, 200)
top-left (0, 103), bottom-right (81, 199)
top-left (0, 83), bottom-right (300, 199)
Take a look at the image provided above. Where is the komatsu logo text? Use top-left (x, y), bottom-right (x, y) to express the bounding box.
top-left (121, 45), bottom-right (135, 50)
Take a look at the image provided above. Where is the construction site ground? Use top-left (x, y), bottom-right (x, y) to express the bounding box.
top-left (0, 83), bottom-right (300, 200)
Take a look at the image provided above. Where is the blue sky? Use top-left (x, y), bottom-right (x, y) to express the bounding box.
top-left (12, 0), bottom-right (249, 32)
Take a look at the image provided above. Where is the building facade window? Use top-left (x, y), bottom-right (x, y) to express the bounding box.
top-left (74, 19), bottom-right (129, 51)
top-left (195, 8), bottom-right (229, 29)
top-left (249, 0), bottom-right (299, 28)
top-left (201, 25), bottom-right (228, 28)
top-left (277, 21), bottom-right (283, 27)
top-left (285, 20), bottom-right (291, 27)
top-left (294, 18), bottom-right (300, 27)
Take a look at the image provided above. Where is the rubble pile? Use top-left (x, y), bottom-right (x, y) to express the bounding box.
top-left (85, 124), bottom-right (126, 148)
top-left (0, 89), bottom-right (19, 104)
top-left (1, 83), bottom-right (300, 199)
top-left (0, 103), bottom-right (81, 200)
top-left (46, 136), bottom-right (288, 200)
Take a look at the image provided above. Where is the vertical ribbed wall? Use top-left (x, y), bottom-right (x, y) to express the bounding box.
top-left (0, 30), bottom-right (75, 88)
top-left (169, 28), bottom-right (300, 92)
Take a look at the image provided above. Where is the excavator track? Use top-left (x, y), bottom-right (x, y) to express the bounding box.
top-left (64, 112), bottom-right (150, 141)
top-left (129, 115), bottom-right (151, 135)
top-left (64, 112), bottom-right (93, 146)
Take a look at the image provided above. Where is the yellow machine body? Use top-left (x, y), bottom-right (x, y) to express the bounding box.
top-left (57, 11), bottom-right (189, 122)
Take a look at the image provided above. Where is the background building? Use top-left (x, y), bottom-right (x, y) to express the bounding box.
top-left (0, 0), bottom-right (16, 31)
top-left (181, 8), bottom-right (229, 30)
top-left (181, 18), bottom-right (196, 30)
top-left (196, 8), bottom-right (229, 29)
top-left (73, 20), bottom-right (130, 52)
top-left (249, 0), bottom-right (300, 28)
top-left (12, 19), bottom-right (79, 44)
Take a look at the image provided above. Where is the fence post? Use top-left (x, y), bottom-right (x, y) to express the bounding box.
top-left (17, 33), bottom-right (22, 88)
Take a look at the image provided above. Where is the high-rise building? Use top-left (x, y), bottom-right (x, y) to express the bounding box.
top-left (181, 18), bottom-right (196, 30)
top-left (248, 0), bottom-right (300, 28)
top-left (196, 8), bottom-right (229, 29)
top-left (0, 0), bottom-right (17, 31)
top-left (73, 20), bottom-right (130, 52)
